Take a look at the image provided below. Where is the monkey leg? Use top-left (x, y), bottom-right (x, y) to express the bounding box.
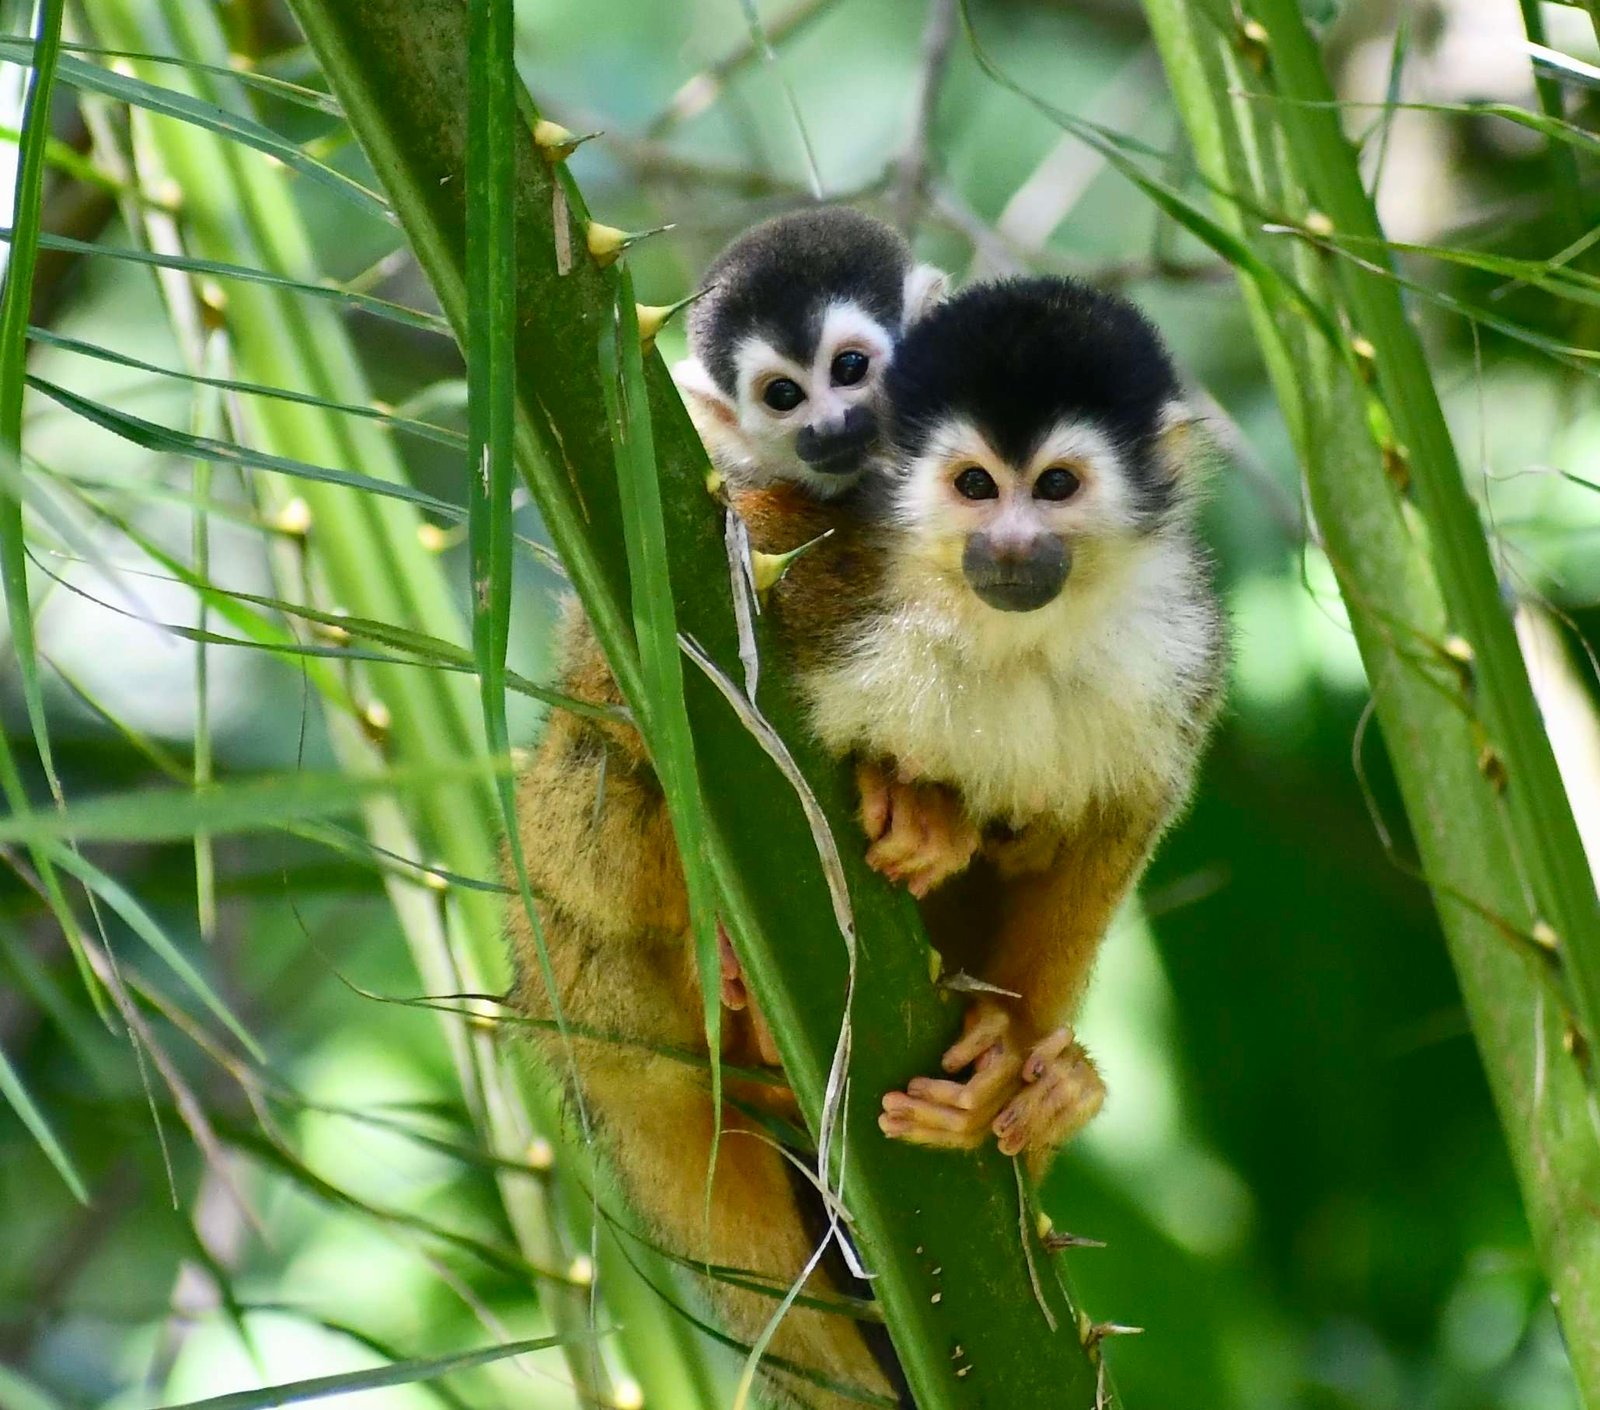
top-left (857, 761), bottom-right (979, 898)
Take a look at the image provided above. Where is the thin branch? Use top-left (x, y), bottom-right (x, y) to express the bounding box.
top-left (644, 0), bottom-right (845, 139)
top-left (891, 0), bottom-right (957, 234)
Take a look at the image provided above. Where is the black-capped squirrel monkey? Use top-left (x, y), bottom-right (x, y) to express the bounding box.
top-left (508, 206), bottom-right (944, 1410)
top-left (798, 276), bottom-right (1226, 1168)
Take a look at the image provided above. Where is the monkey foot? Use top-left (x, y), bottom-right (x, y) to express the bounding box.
top-left (992, 1029), bottom-right (1104, 1158)
top-left (857, 761), bottom-right (979, 898)
top-left (717, 921), bottom-right (781, 1067)
top-left (878, 1001), bottom-right (1103, 1158)
top-left (877, 1000), bottom-right (1024, 1149)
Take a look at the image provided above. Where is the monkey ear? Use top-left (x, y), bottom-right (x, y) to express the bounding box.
top-left (1153, 400), bottom-right (1210, 487)
top-left (672, 356), bottom-right (739, 431)
top-left (902, 264), bottom-right (949, 325)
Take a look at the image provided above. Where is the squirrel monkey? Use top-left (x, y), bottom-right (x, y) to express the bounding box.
top-left (508, 207), bottom-right (942, 1409)
top-left (674, 205), bottom-right (946, 495)
top-left (792, 276), bottom-right (1226, 1169)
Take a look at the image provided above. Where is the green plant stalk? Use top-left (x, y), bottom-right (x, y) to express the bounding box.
top-left (1516, 0), bottom-right (1589, 243)
top-left (287, 0), bottom-right (1105, 1403)
top-left (459, 5), bottom-right (653, 1398)
top-left (76, 3), bottom-right (684, 1402)
top-left (598, 281), bottom-right (725, 1131)
top-left (0, 0), bottom-right (111, 1043)
top-left (1580, 2), bottom-right (1600, 52)
top-left (1140, 0), bottom-right (1600, 1395)
top-left (0, 0), bottom-right (64, 782)
top-left (1248, 0), bottom-right (1600, 1052)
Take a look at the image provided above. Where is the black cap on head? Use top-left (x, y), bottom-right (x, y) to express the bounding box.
top-left (885, 276), bottom-right (1181, 515)
top-left (689, 207), bottom-right (912, 396)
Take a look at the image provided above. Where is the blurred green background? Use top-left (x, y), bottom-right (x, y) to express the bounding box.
top-left (2, 0), bottom-right (1599, 1407)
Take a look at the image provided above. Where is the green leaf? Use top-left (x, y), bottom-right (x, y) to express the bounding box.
top-left (597, 278), bottom-right (725, 1160)
top-left (0, 37), bottom-right (389, 221)
top-left (48, 37), bottom-right (345, 114)
top-left (0, 0), bottom-right (111, 1025)
top-left (28, 375), bottom-right (467, 520)
top-left (1, 228), bottom-right (449, 333)
top-left (0, 1039), bottom-right (89, 1203)
top-left (159, 1332), bottom-right (586, 1410)
top-left (30, 326), bottom-right (467, 449)
top-left (0, 763), bottom-right (499, 847)
top-left (44, 843), bottom-right (266, 1063)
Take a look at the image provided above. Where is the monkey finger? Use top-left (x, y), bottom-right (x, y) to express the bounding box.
top-left (878, 1114), bottom-right (988, 1150)
top-left (866, 840), bottom-right (925, 886)
top-left (903, 850), bottom-right (971, 897)
top-left (864, 835), bottom-right (906, 873)
top-left (922, 797), bottom-right (978, 856)
top-left (908, 1057), bottom-right (1019, 1115)
top-left (856, 761), bottom-right (892, 842)
top-left (905, 1075), bottom-right (977, 1108)
top-left (904, 860), bottom-right (956, 899)
top-left (865, 796), bottom-right (931, 864)
top-left (1022, 1028), bottom-right (1074, 1082)
top-left (882, 1091), bottom-right (974, 1132)
top-left (941, 1004), bottom-right (1012, 1072)
top-left (717, 922), bottom-right (749, 1011)
top-left (750, 999), bottom-right (783, 1068)
top-left (880, 1092), bottom-right (993, 1144)
top-left (992, 1052), bottom-right (1106, 1157)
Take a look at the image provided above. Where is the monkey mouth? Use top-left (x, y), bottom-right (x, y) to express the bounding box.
top-left (795, 406), bottom-right (878, 473)
top-left (802, 446), bottom-right (872, 477)
top-left (961, 536), bottom-right (1070, 612)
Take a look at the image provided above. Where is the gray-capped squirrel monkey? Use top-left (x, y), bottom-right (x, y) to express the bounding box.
top-left (796, 275), bottom-right (1226, 1169)
top-left (507, 206), bottom-right (944, 1410)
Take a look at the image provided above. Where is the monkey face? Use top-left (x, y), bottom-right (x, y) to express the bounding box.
top-left (674, 206), bottom-right (948, 497)
top-left (895, 417), bottom-right (1149, 614)
top-left (733, 300), bottom-right (897, 483)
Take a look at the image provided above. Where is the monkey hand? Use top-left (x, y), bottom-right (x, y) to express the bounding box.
top-left (877, 999), bottom-right (1104, 1161)
top-left (717, 920), bottom-right (783, 1068)
top-left (857, 761), bottom-right (979, 898)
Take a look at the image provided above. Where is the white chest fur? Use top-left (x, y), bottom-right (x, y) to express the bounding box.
top-left (801, 535), bottom-right (1214, 829)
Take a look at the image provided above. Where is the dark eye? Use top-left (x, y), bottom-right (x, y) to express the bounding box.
top-left (830, 350), bottom-right (869, 386)
top-left (953, 467), bottom-right (999, 500)
top-left (762, 378), bottom-right (805, 412)
top-left (1034, 467), bottom-right (1081, 501)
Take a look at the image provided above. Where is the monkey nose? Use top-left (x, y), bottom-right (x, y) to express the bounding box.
top-left (961, 535), bottom-right (1070, 612)
top-left (795, 404), bottom-right (877, 471)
